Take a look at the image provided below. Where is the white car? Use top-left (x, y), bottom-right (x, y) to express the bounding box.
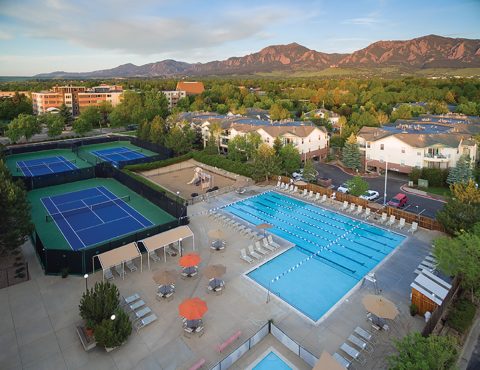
top-left (292, 169), bottom-right (304, 179)
top-left (360, 190), bottom-right (380, 201)
top-left (337, 183), bottom-right (350, 193)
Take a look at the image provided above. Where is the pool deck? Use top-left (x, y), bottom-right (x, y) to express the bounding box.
top-left (1, 185), bottom-right (442, 370)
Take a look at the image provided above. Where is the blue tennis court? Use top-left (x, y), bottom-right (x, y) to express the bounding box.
top-left (17, 156), bottom-right (77, 176)
top-left (91, 146), bottom-right (146, 166)
top-left (41, 186), bottom-right (153, 250)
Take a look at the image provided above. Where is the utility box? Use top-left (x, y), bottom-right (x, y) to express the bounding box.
top-left (418, 179), bottom-right (429, 188)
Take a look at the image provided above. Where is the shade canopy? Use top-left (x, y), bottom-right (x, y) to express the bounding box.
top-left (313, 351), bottom-right (347, 370)
top-left (179, 253), bottom-right (201, 267)
top-left (256, 223), bottom-right (273, 230)
top-left (153, 270), bottom-right (176, 285)
top-left (179, 297), bottom-right (208, 320)
top-left (208, 229), bottom-right (225, 240)
top-left (94, 242), bottom-right (142, 279)
top-left (362, 294), bottom-right (399, 320)
top-left (203, 264), bottom-right (226, 279)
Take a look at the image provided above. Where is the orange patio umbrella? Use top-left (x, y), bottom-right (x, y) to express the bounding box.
top-left (179, 297), bottom-right (208, 320)
top-left (179, 253), bottom-right (201, 268)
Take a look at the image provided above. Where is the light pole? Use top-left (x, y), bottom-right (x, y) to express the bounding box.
top-left (176, 191), bottom-right (181, 225)
top-left (84, 273), bottom-right (88, 293)
top-left (179, 238), bottom-right (183, 257)
top-left (110, 314), bottom-right (116, 321)
top-left (383, 159), bottom-right (389, 205)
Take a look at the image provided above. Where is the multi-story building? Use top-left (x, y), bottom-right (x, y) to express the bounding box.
top-left (32, 85), bottom-right (123, 116)
top-left (176, 81), bottom-right (204, 95)
top-left (0, 91), bottom-right (32, 98)
top-left (162, 90), bottom-right (186, 109)
top-left (357, 116), bottom-right (479, 174)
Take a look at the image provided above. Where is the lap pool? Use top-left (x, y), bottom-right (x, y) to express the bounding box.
top-left (224, 191), bottom-right (405, 322)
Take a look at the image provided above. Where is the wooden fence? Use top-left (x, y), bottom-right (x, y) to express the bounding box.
top-left (274, 176), bottom-right (444, 232)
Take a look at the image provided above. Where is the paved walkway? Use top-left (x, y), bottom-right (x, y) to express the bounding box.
top-left (0, 185), bottom-right (441, 370)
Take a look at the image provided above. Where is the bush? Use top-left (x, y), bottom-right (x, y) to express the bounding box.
top-left (124, 153), bottom-right (193, 172)
top-left (79, 281), bottom-right (120, 327)
top-left (447, 299), bottom-right (476, 334)
top-left (409, 168), bottom-right (449, 187)
top-left (94, 309), bottom-right (132, 349)
top-left (193, 151), bottom-right (254, 178)
top-left (409, 304), bottom-right (418, 316)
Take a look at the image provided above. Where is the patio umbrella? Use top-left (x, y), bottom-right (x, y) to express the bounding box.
top-left (362, 294), bottom-right (399, 320)
top-left (313, 351), bottom-right (346, 370)
top-left (179, 253), bottom-right (201, 268)
top-left (179, 297), bottom-right (208, 320)
top-left (152, 270), bottom-right (176, 285)
top-left (158, 284), bottom-right (174, 295)
top-left (294, 180), bottom-right (308, 186)
top-left (256, 223), bottom-right (272, 235)
top-left (208, 229), bottom-right (225, 240)
top-left (203, 264), bottom-right (226, 279)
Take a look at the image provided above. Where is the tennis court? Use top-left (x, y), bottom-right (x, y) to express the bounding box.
top-left (91, 146), bottom-right (146, 166)
top-left (28, 178), bottom-right (176, 251)
top-left (75, 141), bottom-right (157, 166)
top-left (17, 156), bottom-right (78, 176)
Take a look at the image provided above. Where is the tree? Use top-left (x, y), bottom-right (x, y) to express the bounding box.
top-left (42, 114), bottom-right (64, 137)
top-left (73, 117), bottom-right (92, 135)
top-left (450, 180), bottom-right (480, 204)
top-left (273, 137), bottom-right (283, 155)
top-left (149, 116), bottom-right (168, 145)
top-left (455, 102), bottom-right (478, 116)
top-left (388, 332), bottom-right (458, 370)
top-left (269, 103), bottom-right (291, 121)
top-left (97, 101), bottom-right (113, 128)
top-left (342, 134), bottom-right (361, 170)
top-left (208, 121), bottom-right (222, 154)
top-left (0, 92), bottom-right (32, 121)
top-left (94, 309), bottom-right (132, 349)
top-left (0, 160), bottom-right (33, 255)
top-left (252, 144), bottom-right (280, 181)
top-left (144, 90), bottom-right (169, 120)
top-left (434, 223), bottom-right (480, 300)
top-left (337, 116), bottom-right (347, 135)
top-left (446, 155), bottom-right (473, 185)
top-left (164, 124), bottom-right (195, 155)
top-left (79, 281), bottom-right (120, 327)
top-left (278, 143), bottom-right (301, 175)
top-left (136, 119), bottom-right (150, 141)
top-left (79, 106), bottom-right (101, 129)
top-left (391, 104), bottom-right (413, 121)
top-left (58, 103), bottom-right (72, 126)
top-left (6, 114), bottom-right (41, 142)
top-left (346, 175), bottom-right (369, 196)
top-left (227, 135), bottom-right (248, 162)
top-left (427, 100), bottom-right (449, 115)
top-left (302, 159), bottom-right (317, 182)
top-left (436, 199), bottom-right (480, 235)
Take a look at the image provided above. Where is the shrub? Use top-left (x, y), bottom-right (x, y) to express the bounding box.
top-left (79, 281), bottom-right (120, 327)
top-left (409, 304), bottom-right (418, 316)
top-left (94, 309), bottom-right (132, 349)
top-left (193, 151), bottom-right (254, 178)
top-left (124, 153), bottom-right (193, 172)
top-left (447, 299), bottom-right (476, 334)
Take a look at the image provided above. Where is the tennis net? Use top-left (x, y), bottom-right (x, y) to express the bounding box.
top-left (17, 159), bottom-right (77, 172)
top-left (45, 195), bottom-right (131, 222)
top-left (97, 148), bottom-right (144, 160)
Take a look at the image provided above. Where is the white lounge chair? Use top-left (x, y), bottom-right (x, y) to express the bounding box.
top-left (253, 243), bottom-right (268, 255)
top-left (340, 343), bottom-right (366, 364)
top-left (288, 184), bottom-right (294, 192)
top-left (314, 193), bottom-right (320, 202)
top-left (276, 181), bottom-right (281, 187)
top-left (333, 353), bottom-right (351, 369)
top-left (308, 190), bottom-right (314, 198)
top-left (347, 203), bottom-right (356, 213)
top-left (126, 260), bottom-right (137, 272)
top-left (396, 218), bottom-right (405, 229)
top-left (133, 306), bottom-right (152, 319)
top-left (319, 194), bottom-right (327, 203)
top-left (115, 264), bottom-right (125, 278)
top-left (302, 189), bottom-right (308, 197)
top-left (266, 235), bottom-right (280, 249)
top-left (348, 334), bottom-right (373, 352)
top-left (149, 251), bottom-right (161, 263)
top-left (355, 205), bottom-right (363, 215)
top-left (248, 245), bottom-right (262, 259)
top-left (363, 208), bottom-right (371, 219)
top-left (386, 215), bottom-right (396, 227)
top-left (379, 212), bottom-right (388, 224)
top-left (354, 326), bottom-right (377, 344)
top-left (134, 314), bottom-right (157, 332)
top-left (129, 299), bottom-right (145, 311)
top-left (257, 240), bottom-right (274, 252)
top-left (240, 249), bottom-right (253, 264)
top-left (104, 268), bottom-right (114, 281)
top-left (408, 221), bottom-right (418, 233)
top-left (123, 293), bottom-right (140, 304)
top-left (293, 185), bottom-right (298, 193)
top-left (341, 201), bottom-right (349, 211)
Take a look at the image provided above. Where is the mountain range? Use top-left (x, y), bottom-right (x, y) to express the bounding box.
top-left (35, 35), bottom-right (480, 78)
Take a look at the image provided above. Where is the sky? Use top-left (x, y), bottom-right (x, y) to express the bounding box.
top-left (1, 0), bottom-right (479, 76)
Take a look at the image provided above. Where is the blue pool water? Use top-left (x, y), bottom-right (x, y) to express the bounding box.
top-left (225, 191), bottom-right (405, 321)
top-left (252, 351), bottom-right (292, 370)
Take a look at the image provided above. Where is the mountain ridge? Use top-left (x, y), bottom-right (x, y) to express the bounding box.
top-left (34, 35), bottom-right (480, 78)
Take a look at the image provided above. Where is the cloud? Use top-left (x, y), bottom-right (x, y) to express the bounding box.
top-left (0, 0), bottom-right (299, 55)
top-left (0, 30), bottom-right (13, 40)
top-left (342, 12), bottom-right (385, 26)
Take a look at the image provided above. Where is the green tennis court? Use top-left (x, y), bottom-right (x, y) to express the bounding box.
top-left (76, 141), bottom-right (157, 165)
top-left (5, 149), bottom-right (91, 175)
top-left (28, 178), bottom-right (176, 251)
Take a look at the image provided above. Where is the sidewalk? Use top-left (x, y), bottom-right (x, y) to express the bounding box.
top-left (400, 185), bottom-right (447, 203)
top-left (458, 312), bottom-right (480, 369)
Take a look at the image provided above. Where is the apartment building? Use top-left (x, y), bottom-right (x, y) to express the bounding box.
top-left (357, 118), bottom-right (478, 173)
top-left (32, 85), bottom-right (123, 116)
top-left (162, 90), bottom-right (186, 109)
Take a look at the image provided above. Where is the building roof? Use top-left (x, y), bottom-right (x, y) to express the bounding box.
top-left (259, 125), bottom-right (322, 138)
top-left (176, 81), bottom-right (205, 95)
top-left (410, 270), bottom-right (452, 306)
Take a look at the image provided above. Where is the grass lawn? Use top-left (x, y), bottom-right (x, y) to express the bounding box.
top-left (119, 130), bottom-right (137, 136)
top-left (419, 186), bottom-right (451, 198)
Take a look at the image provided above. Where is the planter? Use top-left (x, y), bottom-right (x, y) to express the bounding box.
top-left (85, 328), bottom-right (94, 337)
top-left (105, 346), bottom-right (118, 353)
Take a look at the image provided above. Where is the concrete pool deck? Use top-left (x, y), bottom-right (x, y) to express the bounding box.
top-left (1, 185), bottom-right (441, 370)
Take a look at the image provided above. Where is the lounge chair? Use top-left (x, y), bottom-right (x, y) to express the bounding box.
top-left (293, 185), bottom-right (298, 193)
top-left (257, 240), bottom-right (274, 252)
top-left (340, 343), bottom-right (366, 364)
top-left (266, 235), bottom-right (280, 249)
top-left (126, 260), bottom-right (137, 272)
top-left (134, 314), bottom-right (157, 332)
top-left (348, 334), bottom-right (373, 352)
top-left (123, 293), bottom-right (140, 304)
top-left (254, 242), bottom-right (268, 255)
top-left (240, 249), bottom-right (253, 264)
top-left (425, 255), bottom-right (436, 263)
top-left (308, 190), bottom-right (314, 198)
top-left (386, 215), bottom-right (396, 227)
top-left (133, 306), bottom-right (151, 319)
top-left (378, 212), bottom-right (388, 224)
top-left (363, 208), bottom-right (371, 219)
top-left (396, 218), bottom-right (405, 229)
top-left (288, 184), bottom-right (294, 192)
top-left (149, 251), bottom-right (161, 263)
top-left (104, 268), bottom-right (114, 281)
top-left (347, 203), bottom-right (356, 213)
top-left (314, 193), bottom-right (320, 202)
top-left (354, 326), bottom-right (377, 344)
top-left (129, 299), bottom-right (145, 311)
top-left (247, 245), bottom-right (262, 259)
top-left (333, 353), bottom-right (351, 369)
top-left (355, 205), bottom-right (363, 215)
top-left (341, 201), bottom-right (349, 211)
top-left (302, 189), bottom-right (308, 197)
top-left (276, 181), bottom-right (281, 187)
top-left (114, 264), bottom-right (125, 278)
top-left (408, 221), bottom-right (418, 233)
top-left (319, 194), bottom-right (327, 203)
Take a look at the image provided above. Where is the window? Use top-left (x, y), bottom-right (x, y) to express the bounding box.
top-left (417, 151), bottom-right (421, 156)
top-left (401, 160), bottom-right (405, 166)
top-left (367, 142), bottom-right (371, 148)
top-left (380, 144), bottom-right (384, 150)
top-left (301, 139), bottom-right (304, 144)
top-left (401, 147), bottom-right (405, 154)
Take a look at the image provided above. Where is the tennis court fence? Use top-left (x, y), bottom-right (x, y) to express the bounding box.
top-left (13, 166), bottom-right (95, 191)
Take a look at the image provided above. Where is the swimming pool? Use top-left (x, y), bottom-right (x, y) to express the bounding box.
top-left (247, 349), bottom-right (295, 370)
top-left (224, 191), bottom-right (405, 322)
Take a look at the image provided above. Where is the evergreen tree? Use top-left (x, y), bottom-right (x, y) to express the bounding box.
top-left (164, 124), bottom-right (195, 155)
top-left (302, 159), bottom-right (317, 183)
top-left (447, 155), bottom-right (473, 185)
top-left (273, 136), bottom-right (283, 155)
top-left (149, 116), bottom-right (168, 145)
top-left (342, 133), bottom-right (361, 170)
top-left (58, 104), bottom-right (72, 125)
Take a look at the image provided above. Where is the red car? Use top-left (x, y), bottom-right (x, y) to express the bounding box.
top-left (388, 193), bottom-right (408, 208)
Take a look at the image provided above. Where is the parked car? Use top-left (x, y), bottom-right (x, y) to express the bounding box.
top-left (292, 169), bottom-right (304, 179)
top-left (388, 193), bottom-right (408, 208)
top-left (360, 190), bottom-right (380, 201)
top-left (337, 183), bottom-right (350, 193)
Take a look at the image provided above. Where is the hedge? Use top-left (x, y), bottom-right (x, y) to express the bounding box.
top-left (124, 153), bottom-right (193, 172)
top-left (192, 151), bottom-right (254, 178)
top-left (447, 299), bottom-right (476, 334)
top-left (409, 168), bottom-right (449, 187)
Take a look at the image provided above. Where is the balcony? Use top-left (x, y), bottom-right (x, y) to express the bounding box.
top-left (423, 153), bottom-right (449, 162)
